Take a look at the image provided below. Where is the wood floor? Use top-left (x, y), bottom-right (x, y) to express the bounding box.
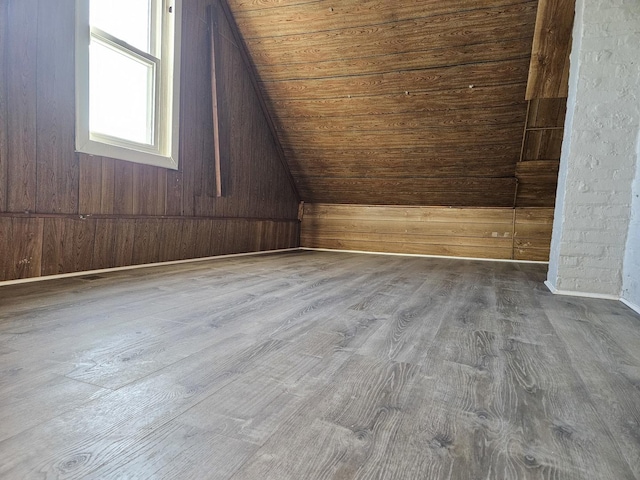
top-left (1, 250), bottom-right (639, 479)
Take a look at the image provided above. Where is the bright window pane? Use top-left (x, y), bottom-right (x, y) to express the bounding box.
top-left (90, 0), bottom-right (152, 53)
top-left (90, 39), bottom-right (154, 145)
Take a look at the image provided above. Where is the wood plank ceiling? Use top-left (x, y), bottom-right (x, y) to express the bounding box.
top-left (225, 0), bottom-right (539, 207)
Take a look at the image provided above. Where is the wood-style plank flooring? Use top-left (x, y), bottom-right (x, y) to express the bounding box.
top-left (1, 250), bottom-right (639, 479)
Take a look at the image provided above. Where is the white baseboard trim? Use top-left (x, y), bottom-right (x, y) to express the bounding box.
top-left (544, 280), bottom-right (621, 301)
top-left (0, 248), bottom-right (301, 287)
top-left (300, 247), bottom-right (549, 265)
top-left (620, 297), bottom-right (640, 315)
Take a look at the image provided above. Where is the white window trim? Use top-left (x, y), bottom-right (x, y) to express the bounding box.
top-left (75, 0), bottom-right (182, 170)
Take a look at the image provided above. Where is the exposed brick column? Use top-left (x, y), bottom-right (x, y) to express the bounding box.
top-left (547, 0), bottom-right (640, 297)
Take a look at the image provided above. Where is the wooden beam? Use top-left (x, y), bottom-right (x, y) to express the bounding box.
top-left (208, 6), bottom-right (224, 198)
top-left (526, 0), bottom-right (576, 99)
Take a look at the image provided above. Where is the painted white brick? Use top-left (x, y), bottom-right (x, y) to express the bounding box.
top-left (558, 276), bottom-right (623, 295)
top-left (548, 0), bottom-right (640, 298)
top-left (622, 134), bottom-right (640, 308)
top-left (559, 242), bottom-right (606, 257)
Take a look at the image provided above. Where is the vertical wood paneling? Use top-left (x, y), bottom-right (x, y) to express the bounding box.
top-left (0, 0), bottom-right (8, 212)
top-left (6, 0), bottom-right (38, 212)
top-left (133, 165), bottom-right (165, 216)
top-left (207, 0), bottom-right (300, 218)
top-left (113, 219), bottom-right (136, 267)
top-left (41, 217), bottom-right (64, 275)
top-left (517, 98), bottom-right (567, 208)
top-left (158, 219), bottom-right (185, 262)
top-left (179, 219), bottom-right (198, 260)
top-left (0, 0), bottom-right (301, 281)
top-left (0, 217), bottom-right (44, 279)
top-left (165, 170), bottom-right (184, 216)
top-left (515, 160), bottom-right (560, 208)
top-left (194, 219), bottom-right (215, 258)
top-left (79, 155), bottom-right (103, 214)
top-left (41, 217), bottom-right (96, 275)
top-left (113, 161), bottom-right (135, 215)
top-left (35, 0), bottom-right (78, 214)
top-left (180, 5), bottom-right (208, 216)
top-left (527, 98), bottom-right (567, 128)
top-left (100, 158), bottom-right (115, 214)
top-left (211, 219), bottom-right (226, 255)
top-left (132, 218), bottom-right (163, 265)
top-left (91, 218), bottom-right (117, 270)
top-left (1, 216), bottom-right (299, 281)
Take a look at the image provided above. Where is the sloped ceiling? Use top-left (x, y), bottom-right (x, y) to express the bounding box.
top-left (225, 0), bottom-right (538, 206)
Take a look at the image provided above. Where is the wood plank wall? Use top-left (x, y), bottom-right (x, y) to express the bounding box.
top-left (297, 1), bottom-right (575, 264)
top-left (516, 98), bottom-right (566, 207)
top-left (301, 204), bottom-right (554, 262)
top-left (526, 0), bottom-right (574, 100)
top-left (517, 0), bottom-right (575, 210)
top-left (226, 0), bottom-right (539, 207)
top-left (0, 0), bottom-right (299, 282)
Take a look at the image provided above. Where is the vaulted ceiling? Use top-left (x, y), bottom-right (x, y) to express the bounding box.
top-left (224, 0), bottom-right (550, 207)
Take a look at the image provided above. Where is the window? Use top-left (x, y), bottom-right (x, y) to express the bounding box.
top-left (75, 0), bottom-right (181, 169)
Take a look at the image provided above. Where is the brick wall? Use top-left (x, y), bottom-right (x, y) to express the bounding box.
top-left (548, 0), bottom-right (640, 297)
top-left (623, 139), bottom-right (640, 309)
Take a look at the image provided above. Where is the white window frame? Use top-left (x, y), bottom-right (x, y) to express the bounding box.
top-left (75, 0), bottom-right (182, 169)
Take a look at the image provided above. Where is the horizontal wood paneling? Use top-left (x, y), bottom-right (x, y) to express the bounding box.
top-left (226, 0), bottom-right (537, 207)
top-left (0, 0), bottom-right (299, 280)
top-left (244, 3), bottom-right (536, 69)
top-left (0, 215), bottom-right (299, 281)
top-left (522, 129), bottom-right (564, 161)
top-left (297, 178), bottom-right (518, 207)
top-left (231, 0), bottom-right (536, 38)
top-left (303, 204), bottom-right (515, 223)
top-left (0, 216), bottom-right (44, 280)
top-left (262, 59), bottom-right (531, 101)
top-left (275, 105), bottom-right (527, 133)
top-left (301, 204), bottom-right (554, 262)
top-left (514, 207), bottom-right (554, 261)
top-left (280, 125), bottom-right (525, 151)
top-left (287, 149), bottom-right (519, 179)
top-left (255, 38), bottom-right (534, 82)
top-left (271, 84), bottom-right (529, 118)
